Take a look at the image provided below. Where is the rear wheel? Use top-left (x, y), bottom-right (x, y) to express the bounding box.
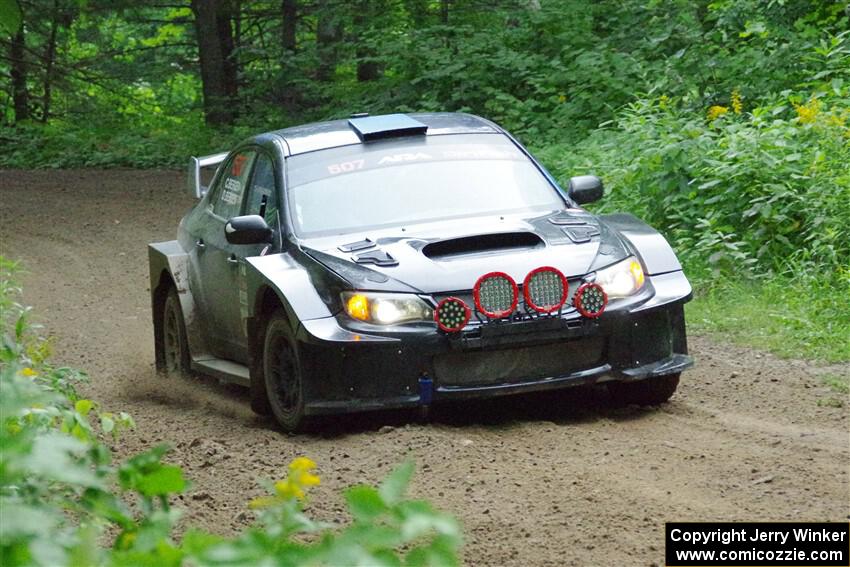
top-left (161, 287), bottom-right (191, 377)
top-left (608, 373), bottom-right (680, 406)
top-left (262, 311), bottom-right (306, 431)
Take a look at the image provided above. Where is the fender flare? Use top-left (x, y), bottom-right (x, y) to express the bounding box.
top-left (244, 253), bottom-right (334, 326)
top-left (600, 213), bottom-right (682, 275)
top-left (242, 253), bottom-right (334, 409)
top-left (148, 241), bottom-right (209, 368)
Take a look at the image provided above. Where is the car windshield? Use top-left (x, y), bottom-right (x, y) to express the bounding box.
top-left (285, 133), bottom-right (564, 237)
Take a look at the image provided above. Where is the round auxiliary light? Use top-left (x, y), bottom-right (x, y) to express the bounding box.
top-left (574, 282), bottom-right (608, 319)
top-left (434, 297), bottom-right (471, 332)
top-left (473, 272), bottom-right (519, 319)
top-left (523, 266), bottom-right (568, 313)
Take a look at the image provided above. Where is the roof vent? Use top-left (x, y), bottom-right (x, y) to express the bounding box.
top-left (348, 114), bottom-right (428, 141)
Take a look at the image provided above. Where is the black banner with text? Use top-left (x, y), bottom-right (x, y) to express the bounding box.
top-left (665, 522), bottom-right (849, 566)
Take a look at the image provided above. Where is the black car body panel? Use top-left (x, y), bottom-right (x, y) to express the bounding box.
top-left (149, 112), bottom-right (693, 422)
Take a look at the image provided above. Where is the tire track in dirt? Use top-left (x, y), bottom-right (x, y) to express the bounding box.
top-left (2, 169), bottom-right (847, 567)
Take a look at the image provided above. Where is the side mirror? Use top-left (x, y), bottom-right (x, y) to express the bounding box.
top-left (568, 175), bottom-right (604, 205)
top-left (225, 215), bottom-right (273, 245)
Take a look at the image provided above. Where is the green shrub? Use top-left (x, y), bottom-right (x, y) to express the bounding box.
top-left (0, 118), bottom-right (247, 169)
top-left (531, 33), bottom-right (850, 361)
top-left (538, 86), bottom-right (850, 278)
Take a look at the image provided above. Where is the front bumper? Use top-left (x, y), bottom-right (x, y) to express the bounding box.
top-left (295, 271), bottom-right (693, 415)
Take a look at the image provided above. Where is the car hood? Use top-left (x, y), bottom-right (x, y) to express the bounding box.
top-left (300, 210), bottom-right (631, 294)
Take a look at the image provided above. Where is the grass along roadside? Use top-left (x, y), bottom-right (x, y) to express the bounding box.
top-left (816, 374), bottom-right (849, 408)
top-left (685, 276), bottom-right (850, 364)
top-left (820, 374), bottom-right (850, 395)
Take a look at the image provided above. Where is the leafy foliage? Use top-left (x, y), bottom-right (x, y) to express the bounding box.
top-left (538, 79), bottom-right (850, 278)
top-left (0, 0), bottom-right (21, 36)
top-left (0, 261), bottom-right (460, 566)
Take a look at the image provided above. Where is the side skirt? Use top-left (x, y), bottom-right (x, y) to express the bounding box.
top-left (191, 357), bottom-right (251, 387)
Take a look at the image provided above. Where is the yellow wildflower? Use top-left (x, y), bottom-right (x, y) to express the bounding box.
top-left (20, 367), bottom-right (37, 377)
top-left (794, 98), bottom-right (820, 124)
top-left (558, 93), bottom-right (567, 104)
top-left (274, 479), bottom-right (305, 500)
top-left (658, 94), bottom-right (670, 110)
top-left (297, 471), bottom-right (321, 487)
top-left (248, 457), bottom-right (321, 509)
top-left (707, 105), bottom-right (729, 121)
top-left (731, 89), bottom-right (743, 114)
top-left (289, 456), bottom-right (320, 487)
top-left (289, 456), bottom-right (317, 472)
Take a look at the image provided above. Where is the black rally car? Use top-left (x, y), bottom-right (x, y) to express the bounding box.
top-left (149, 112), bottom-right (693, 431)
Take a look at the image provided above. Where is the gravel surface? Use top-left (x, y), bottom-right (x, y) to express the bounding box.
top-left (2, 169), bottom-right (848, 566)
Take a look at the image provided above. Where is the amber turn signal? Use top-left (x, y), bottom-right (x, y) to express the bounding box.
top-left (345, 293), bottom-right (370, 321)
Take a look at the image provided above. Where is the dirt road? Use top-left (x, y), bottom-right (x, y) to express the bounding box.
top-left (2, 170), bottom-right (848, 566)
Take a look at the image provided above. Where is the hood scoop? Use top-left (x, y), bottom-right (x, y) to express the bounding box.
top-left (422, 232), bottom-right (544, 261)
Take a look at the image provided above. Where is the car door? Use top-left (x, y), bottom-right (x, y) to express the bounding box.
top-left (194, 149), bottom-right (257, 361)
top-left (216, 151), bottom-right (281, 361)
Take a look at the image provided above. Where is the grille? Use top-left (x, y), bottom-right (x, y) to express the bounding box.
top-left (434, 337), bottom-right (604, 387)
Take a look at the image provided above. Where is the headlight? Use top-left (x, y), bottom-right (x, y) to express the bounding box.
top-left (593, 256), bottom-right (645, 298)
top-left (341, 291), bottom-right (433, 325)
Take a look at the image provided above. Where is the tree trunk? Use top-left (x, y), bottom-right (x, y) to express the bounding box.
top-left (233, 0), bottom-right (242, 61)
top-left (354, 0), bottom-right (380, 82)
top-left (42, 0), bottom-right (60, 123)
top-left (191, 0), bottom-right (236, 126)
top-left (440, 0), bottom-right (451, 48)
top-left (217, 0), bottom-right (238, 101)
top-left (281, 0), bottom-right (296, 54)
top-left (9, 26), bottom-right (29, 123)
top-left (315, 0), bottom-right (340, 82)
top-left (355, 50), bottom-right (379, 82)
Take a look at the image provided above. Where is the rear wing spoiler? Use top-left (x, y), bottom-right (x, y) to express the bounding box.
top-left (188, 151), bottom-right (229, 199)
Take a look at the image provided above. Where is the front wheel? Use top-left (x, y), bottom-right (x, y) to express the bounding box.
top-left (160, 287), bottom-right (191, 377)
top-left (262, 311), bottom-right (306, 432)
top-left (607, 373), bottom-right (680, 406)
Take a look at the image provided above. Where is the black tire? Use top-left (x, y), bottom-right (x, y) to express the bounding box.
top-left (608, 372), bottom-right (680, 406)
top-left (249, 368), bottom-right (272, 416)
top-left (249, 316), bottom-right (271, 416)
top-left (161, 287), bottom-right (191, 377)
top-left (262, 311), bottom-right (306, 432)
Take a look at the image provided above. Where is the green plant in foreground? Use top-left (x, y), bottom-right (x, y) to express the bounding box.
top-left (1, 260), bottom-right (460, 566)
